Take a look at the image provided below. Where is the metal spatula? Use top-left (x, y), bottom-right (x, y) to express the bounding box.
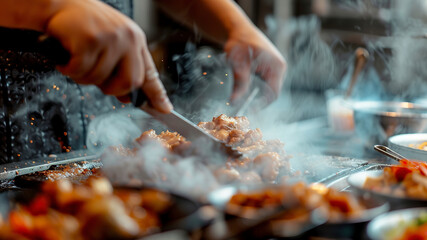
top-left (129, 89), bottom-right (242, 158)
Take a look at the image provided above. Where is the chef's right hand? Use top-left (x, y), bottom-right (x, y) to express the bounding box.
top-left (46, 0), bottom-right (173, 113)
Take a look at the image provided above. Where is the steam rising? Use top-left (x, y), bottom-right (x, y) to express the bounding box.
top-left (102, 140), bottom-right (220, 198)
top-left (86, 109), bottom-right (144, 151)
top-left (90, 1), bottom-right (427, 196)
top-left (93, 11), bottom-right (346, 194)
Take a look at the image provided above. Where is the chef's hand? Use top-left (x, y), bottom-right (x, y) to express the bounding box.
top-left (225, 26), bottom-right (286, 104)
top-left (46, 0), bottom-right (172, 113)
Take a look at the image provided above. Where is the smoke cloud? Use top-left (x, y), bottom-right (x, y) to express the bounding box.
top-left (89, 1), bottom-right (427, 195)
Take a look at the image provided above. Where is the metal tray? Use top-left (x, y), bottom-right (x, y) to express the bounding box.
top-left (0, 150), bottom-right (101, 181)
top-left (204, 181), bottom-right (388, 240)
top-left (0, 184), bottom-right (215, 239)
top-left (320, 164), bottom-right (390, 191)
top-left (204, 184), bottom-right (327, 239)
top-left (289, 154), bottom-right (369, 183)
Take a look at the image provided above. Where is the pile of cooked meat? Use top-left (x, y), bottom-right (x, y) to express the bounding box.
top-left (227, 182), bottom-right (367, 223)
top-left (0, 177), bottom-right (170, 240)
top-left (198, 114), bottom-right (290, 183)
top-left (107, 114), bottom-right (291, 184)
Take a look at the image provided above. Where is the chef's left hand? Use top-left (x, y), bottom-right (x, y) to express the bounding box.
top-left (225, 26), bottom-right (286, 104)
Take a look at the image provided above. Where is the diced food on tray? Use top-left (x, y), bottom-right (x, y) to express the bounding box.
top-left (226, 183), bottom-right (318, 221)
top-left (13, 162), bottom-right (103, 188)
top-left (226, 182), bottom-right (367, 222)
top-left (135, 130), bottom-right (192, 154)
top-left (0, 177), bottom-right (170, 240)
top-left (199, 115), bottom-right (290, 182)
top-left (364, 159), bottom-right (427, 199)
top-left (25, 164), bottom-right (100, 182)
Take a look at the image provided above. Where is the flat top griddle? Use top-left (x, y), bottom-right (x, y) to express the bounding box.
top-left (0, 115), bottom-right (390, 185)
top-left (288, 154), bottom-right (370, 183)
top-left (0, 150), bottom-right (101, 181)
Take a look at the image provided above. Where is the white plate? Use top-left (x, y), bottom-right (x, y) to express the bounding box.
top-left (367, 207), bottom-right (427, 240)
top-left (388, 133), bottom-right (427, 161)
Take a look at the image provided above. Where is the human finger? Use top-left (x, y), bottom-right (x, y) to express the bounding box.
top-left (254, 54), bottom-right (287, 103)
top-left (140, 48), bottom-right (172, 113)
top-left (117, 95), bottom-right (130, 103)
top-left (98, 51), bottom-right (143, 97)
top-left (230, 61), bottom-right (252, 103)
top-left (78, 48), bottom-right (119, 86)
top-left (57, 51), bottom-right (101, 83)
top-left (228, 49), bottom-right (252, 103)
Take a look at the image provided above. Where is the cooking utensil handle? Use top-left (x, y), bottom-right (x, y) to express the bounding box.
top-left (345, 48), bottom-right (369, 99)
top-left (129, 88), bottom-right (149, 107)
top-left (374, 145), bottom-right (405, 162)
top-left (37, 35), bottom-right (70, 65)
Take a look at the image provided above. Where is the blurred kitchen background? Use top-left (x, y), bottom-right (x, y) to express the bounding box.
top-left (132, 0), bottom-right (427, 119)
top-left (128, 0), bottom-right (427, 157)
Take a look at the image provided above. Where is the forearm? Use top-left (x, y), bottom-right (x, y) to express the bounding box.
top-left (0, 0), bottom-right (66, 31)
top-left (155, 0), bottom-right (256, 45)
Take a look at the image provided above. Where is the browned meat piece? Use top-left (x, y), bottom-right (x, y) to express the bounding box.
top-left (135, 130), bottom-right (191, 154)
top-left (228, 129), bottom-right (246, 146)
top-left (253, 152), bottom-right (282, 182)
top-left (240, 171), bottom-right (263, 184)
top-left (212, 129), bottom-right (230, 142)
top-left (210, 114), bottom-right (250, 131)
top-left (31, 166), bottom-right (94, 182)
top-left (200, 115), bottom-right (291, 180)
top-left (241, 129), bottom-right (263, 147)
top-left (198, 114), bottom-right (250, 135)
top-left (214, 167), bottom-right (241, 183)
top-left (198, 115), bottom-right (252, 145)
top-left (137, 129), bottom-right (158, 140)
top-left (226, 157), bottom-right (252, 170)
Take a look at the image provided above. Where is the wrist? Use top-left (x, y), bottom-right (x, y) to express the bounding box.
top-left (4, 0), bottom-right (69, 32)
top-left (227, 23), bottom-right (261, 42)
top-left (39, 0), bottom-right (74, 32)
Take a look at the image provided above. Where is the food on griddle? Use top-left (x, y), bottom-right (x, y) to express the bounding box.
top-left (364, 159), bottom-right (427, 199)
top-left (107, 114), bottom-right (291, 185)
top-left (311, 184), bottom-right (366, 222)
top-left (0, 177), bottom-right (170, 240)
top-left (30, 164), bottom-right (100, 182)
top-left (226, 183), bottom-right (318, 221)
top-left (14, 162), bottom-right (102, 187)
top-left (135, 130), bottom-right (192, 154)
top-left (198, 114), bottom-right (290, 183)
top-left (227, 182), bottom-right (366, 222)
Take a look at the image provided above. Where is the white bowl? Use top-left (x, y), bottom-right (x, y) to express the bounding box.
top-left (388, 133), bottom-right (427, 161)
